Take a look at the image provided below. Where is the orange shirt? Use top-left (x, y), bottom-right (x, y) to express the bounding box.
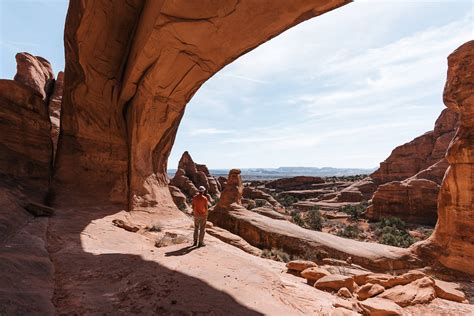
top-left (192, 193), bottom-right (208, 216)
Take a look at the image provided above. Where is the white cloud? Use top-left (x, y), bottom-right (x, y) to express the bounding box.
top-left (187, 128), bottom-right (234, 136)
top-left (170, 1), bottom-right (472, 169)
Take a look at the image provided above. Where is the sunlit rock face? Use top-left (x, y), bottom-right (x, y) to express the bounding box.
top-left (52, 0), bottom-right (351, 207)
top-left (368, 108), bottom-right (459, 225)
top-left (371, 108), bottom-right (459, 185)
top-left (0, 53), bottom-right (56, 193)
top-left (414, 40), bottom-right (474, 275)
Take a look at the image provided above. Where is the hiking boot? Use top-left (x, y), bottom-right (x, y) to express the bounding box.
top-left (192, 240), bottom-right (198, 247)
top-left (198, 242), bottom-right (206, 247)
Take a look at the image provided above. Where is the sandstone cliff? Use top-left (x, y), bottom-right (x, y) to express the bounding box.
top-left (368, 108), bottom-right (459, 225)
top-left (0, 53), bottom-right (59, 194)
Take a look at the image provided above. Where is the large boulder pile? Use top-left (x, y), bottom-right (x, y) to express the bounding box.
top-left (286, 260), bottom-right (469, 315)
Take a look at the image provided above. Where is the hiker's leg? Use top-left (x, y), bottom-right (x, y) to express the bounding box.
top-left (198, 216), bottom-right (207, 244)
top-left (193, 217), bottom-right (199, 243)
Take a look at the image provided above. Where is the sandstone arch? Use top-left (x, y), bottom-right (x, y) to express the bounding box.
top-left (52, 1), bottom-right (474, 276)
top-left (53, 0), bottom-right (351, 208)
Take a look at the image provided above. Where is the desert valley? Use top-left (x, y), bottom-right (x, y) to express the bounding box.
top-left (1, 1), bottom-right (473, 315)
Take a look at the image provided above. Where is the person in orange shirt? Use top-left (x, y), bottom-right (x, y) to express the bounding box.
top-left (192, 186), bottom-right (209, 247)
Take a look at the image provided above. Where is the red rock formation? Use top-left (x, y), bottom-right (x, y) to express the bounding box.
top-left (414, 41), bottom-right (474, 275)
top-left (214, 169), bottom-right (243, 209)
top-left (169, 152), bottom-right (221, 208)
top-left (242, 186), bottom-right (283, 210)
top-left (265, 176), bottom-right (325, 191)
top-left (368, 179), bottom-right (439, 225)
top-left (52, 0), bottom-right (351, 208)
top-left (209, 169), bottom-right (419, 271)
top-left (368, 108), bottom-right (459, 224)
top-left (0, 54), bottom-right (55, 192)
top-left (372, 108), bottom-right (459, 184)
top-left (14, 52), bottom-right (54, 100)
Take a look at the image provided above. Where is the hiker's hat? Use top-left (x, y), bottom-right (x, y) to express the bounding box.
top-left (198, 186), bottom-right (206, 192)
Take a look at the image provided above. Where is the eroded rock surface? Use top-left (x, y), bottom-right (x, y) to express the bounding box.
top-left (414, 40), bottom-right (474, 276)
top-left (53, 0), bottom-right (351, 207)
top-left (169, 151), bottom-right (221, 207)
top-left (0, 54), bottom-right (57, 193)
top-left (369, 108), bottom-right (459, 224)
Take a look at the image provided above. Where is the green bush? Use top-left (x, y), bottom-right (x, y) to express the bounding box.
top-left (279, 195), bottom-right (298, 207)
top-left (377, 225), bottom-right (415, 248)
top-left (337, 225), bottom-right (360, 239)
top-left (340, 204), bottom-right (366, 221)
top-left (292, 212), bottom-right (305, 227)
top-left (376, 216), bottom-right (407, 230)
top-left (305, 208), bottom-right (324, 231)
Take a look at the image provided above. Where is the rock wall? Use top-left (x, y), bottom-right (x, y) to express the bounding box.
top-left (0, 53), bottom-right (56, 193)
top-left (371, 108), bottom-right (458, 184)
top-left (52, 0), bottom-right (351, 208)
top-left (368, 108), bottom-right (459, 225)
top-left (414, 41), bottom-right (474, 275)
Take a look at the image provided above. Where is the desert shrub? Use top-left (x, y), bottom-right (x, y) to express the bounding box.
top-left (341, 203), bottom-right (366, 221)
top-left (261, 248), bottom-right (292, 263)
top-left (376, 216), bottom-right (406, 230)
top-left (378, 226), bottom-right (415, 248)
top-left (255, 199), bottom-right (267, 208)
top-left (372, 217), bottom-right (417, 248)
top-left (292, 212), bottom-right (305, 227)
top-left (279, 195), bottom-right (298, 207)
top-left (305, 208), bottom-right (324, 231)
top-left (337, 224), bottom-right (360, 239)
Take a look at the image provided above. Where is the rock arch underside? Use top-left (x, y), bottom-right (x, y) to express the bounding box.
top-left (1, 0), bottom-right (474, 314)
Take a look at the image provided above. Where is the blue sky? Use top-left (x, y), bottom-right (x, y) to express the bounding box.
top-left (1, 1), bottom-right (473, 169)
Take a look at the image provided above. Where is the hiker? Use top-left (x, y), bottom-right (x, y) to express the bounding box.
top-left (192, 186), bottom-right (209, 247)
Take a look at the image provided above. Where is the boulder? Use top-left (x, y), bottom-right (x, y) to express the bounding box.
top-left (168, 186), bottom-right (189, 212)
top-left (286, 260), bottom-right (317, 272)
top-left (337, 287), bottom-right (353, 299)
top-left (358, 298), bottom-right (403, 316)
top-left (300, 267), bottom-right (331, 282)
top-left (355, 283), bottom-right (385, 300)
top-left (357, 271), bottom-right (425, 289)
top-left (378, 277), bottom-right (436, 307)
top-left (314, 274), bottom-right (356, 292)
top-left (433, 279), bottom-right (468, 303)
